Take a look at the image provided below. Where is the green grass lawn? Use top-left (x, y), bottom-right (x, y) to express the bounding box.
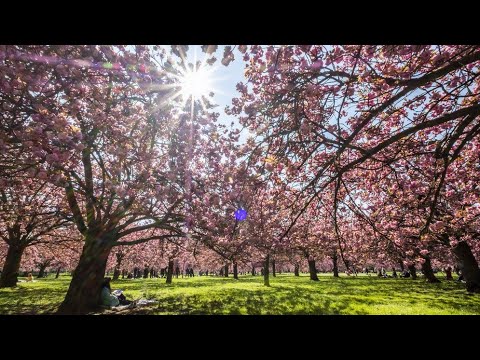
top-left (0, 273), bottom-right (479, 315)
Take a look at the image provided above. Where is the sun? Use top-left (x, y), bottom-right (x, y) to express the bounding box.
top-left (152, 47), bottom-right (220, 111)
top-left (180, 67), bottom-right (213, 101)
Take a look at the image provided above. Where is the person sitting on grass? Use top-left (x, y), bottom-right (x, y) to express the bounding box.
top-left (26, 273), bottom-right (33, 282)
top-left (100, 277), bottom-right (133, 308)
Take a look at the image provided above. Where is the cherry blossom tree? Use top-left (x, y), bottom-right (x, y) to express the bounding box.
top-left (1, 45), bottom-right (231, 312)
top-left (231, 45), bottom-right (480, 292)
top-left (0, 177), bottom-right (71, 287)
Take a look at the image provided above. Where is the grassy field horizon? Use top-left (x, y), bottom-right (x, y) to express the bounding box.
top-left (0, 273), bottom-right (479, 315)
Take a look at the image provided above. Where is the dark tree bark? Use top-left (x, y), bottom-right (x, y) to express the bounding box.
top-left (445, 268), bottom-right (453, 280)
top-left (272, 259), bottom-right (276, 277)
top-left (55, 267), bottom-right (61, 279)
top-left (57, 239), bottom-right (112, 314)
top-left (332, 250), bottom-right (339, 277)
top-left (113, 268), bottom-right (120, 280)
top-left (421, 256), bottom-right (440, 283)
top-left (0, 244), bottom-right (26, 288)
top-left (233, 262), bottom-right (238, 279)
top-left (308, 259), bottom-right (319, 281)
top-left (112, 252), bottom-right (124, 281)
top-left (264, 254), bottom-right (270, 286)
top-left (224, 264), bottom-right (229, 278)
top-left (166, 259), bottom-right (174, 284)
top-left (37, 262), bottom-right (49, 278)
top-left (251, 266), bottom-right (255, 276)
top-left (399, 261), bottom-right (405, 272)
top-left (408, 265), bottom-right (417, 280)
top-left (452, 241), bottom-right (480, 293)
top-left (294, 263), bottom-right (300, 277)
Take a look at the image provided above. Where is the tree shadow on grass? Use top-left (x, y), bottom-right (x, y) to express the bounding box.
top-left (127, 284), bottom-right (355, 315)
top-left (0, 286), bottom-right (65, 314)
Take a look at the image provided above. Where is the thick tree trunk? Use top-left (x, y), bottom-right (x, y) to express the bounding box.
top-left (332, 251), bottom-right (339, 277)
top-left (272, 259), bottom-right (276, 277)
top-left (57, 240), bottom-right (112, 314)
top-left (251, 266), bottom-right (255, 276)
top-left (224, 264), bottom-right (229, 278)
top-left (399, 261), bottom-right (405, 272)
top-left (408, 265), bottom-right (417, 280)
top-left (166, 259), bottom-right (174, 284)
top-left (37, 264), bottom-right (48, 278)
top-left (0, 244), bottom-right (26, 288)
top-left (233, 262), bottom-right (238, 279)
top-left (421, 256), bottom-right (440, 283)
top-left (264, 254), bottom-right (270, 286)
top-left (452, 241), bottom-right (480, 293)
top-left (55, 267), bottom-right (61, 279)
top-left (308, 259), bottom-right (319, 281)
top-left (294, 263), bottom-right (300, 276)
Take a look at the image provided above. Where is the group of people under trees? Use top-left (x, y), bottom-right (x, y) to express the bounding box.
top-left (127, 266), bottom-right (157, 279)
top-left (117, 266), bottom-right (256, 278)
top-left (118, 265), bottom-right (198, 280)
top-left (360, 266), bottom-right (462, 280)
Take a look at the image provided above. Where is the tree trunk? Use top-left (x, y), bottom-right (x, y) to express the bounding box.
top-left (55, 267), bottom-right (61, 279)
top-left (251, 266), bottom-right (255, 276)
top-left (57, 239), bottom-right (112, 314)
top-left (445, 268), bottom-right (453, 280)
top-left (272, 259), bottom-right (276, 277)
top-left (37, 263), bottom-right (48, 278)
top-left (233, 262), bottom-right (238, 279)
top-left (113, 253), bottom-right (123, 281)
top-left (113, 268), bottom-right (120, 280)
top-left (264, 254), bottom-right (270, 286)
top-left (0, 244), bottom-right (26, 288)
top-left (408, 265), bottom-right (417, 280)
top-left (399, 261), bottom-right (405, 272)
top-left (224, 264), bottom-right (229, 278)
top-left (166, 259), bottom-right (174, 284)
top-left (452, 241), bottom-right (480, 293)
top-left (294, 263), bottom-right (300, 276)
top-left (421, 256), bottom-right (440, 283)
top-left (332, 250), bottom-right (339, 277)
top-left (308, 259), bottom-right (319, 281)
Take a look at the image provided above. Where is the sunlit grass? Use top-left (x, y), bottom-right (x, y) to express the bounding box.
top-left (0, 273), bottom-right (478, 315)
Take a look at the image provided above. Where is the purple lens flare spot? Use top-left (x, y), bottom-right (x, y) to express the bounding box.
top-left (234, 208), bottom-right (247, 221)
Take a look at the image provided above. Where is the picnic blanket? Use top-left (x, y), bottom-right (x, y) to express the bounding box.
top-left (97, 298), bottom-right (158, 313)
